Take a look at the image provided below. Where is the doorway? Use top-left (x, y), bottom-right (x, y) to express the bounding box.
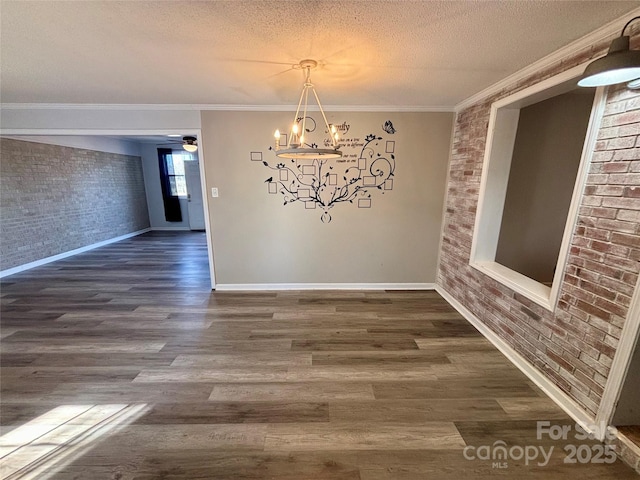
top-left (156, 147), bottom-right (206, 232)
top-left (0, 131), bottom-right (216, 289)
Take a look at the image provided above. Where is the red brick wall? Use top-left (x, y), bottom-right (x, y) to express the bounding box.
top-left (438, 30), bottom-right (640, 417)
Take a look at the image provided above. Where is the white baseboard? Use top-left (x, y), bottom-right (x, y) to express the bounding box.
top-left (435, 285), bottom-right (597, 435)
top-left (0, 228), bottom-right (151, 278)
top-left (150, 227), bottom-right (190, 231)
top-left (215, 283), bottom-right (435, 291)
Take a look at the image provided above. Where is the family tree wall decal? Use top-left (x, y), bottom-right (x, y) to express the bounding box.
top-left (251, 119), bottom-right (397, 223)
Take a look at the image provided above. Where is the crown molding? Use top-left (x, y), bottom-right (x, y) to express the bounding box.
top-left (0, 103), bottom-right (204, 111)
top-left (455, 8), bottom-right (640, 112)
top-left (0, 103), bottom-right (454, 113)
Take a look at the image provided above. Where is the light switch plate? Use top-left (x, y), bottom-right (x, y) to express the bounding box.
top-left (211, 187), bottom-right (219, 198)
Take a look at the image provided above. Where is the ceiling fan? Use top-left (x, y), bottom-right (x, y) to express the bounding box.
top-left (158, 136), bottom-right (198, 152)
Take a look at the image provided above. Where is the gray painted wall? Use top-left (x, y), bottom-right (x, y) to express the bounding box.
top-left (0, 138), bottom-right (150, 271)
top-left (495, 91), bottom-right (595, 283)
top-left (201, 110), bottom-right (453, 285)
top-left (612, 340), bottom-right (640, 425)
top-left (0, 135), bottom-right (141, 156)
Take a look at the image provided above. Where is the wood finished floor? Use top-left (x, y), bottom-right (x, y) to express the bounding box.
top-left (0, 231), bottom-right (637, 479)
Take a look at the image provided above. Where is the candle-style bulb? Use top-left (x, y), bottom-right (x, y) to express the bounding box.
top-left (274, 129), bottom-right (281, 150)
top-left (331, 125), bottom-right (337, 134)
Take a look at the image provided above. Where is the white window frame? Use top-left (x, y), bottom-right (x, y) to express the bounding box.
top-left (469, 64), bottom-right (606, 311)
top-left (169, 150), bottom-right (196, 198)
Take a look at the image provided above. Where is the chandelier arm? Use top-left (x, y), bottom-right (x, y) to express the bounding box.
top-left (311, 87), bottom-right (336, 148)
top-left (292, 83), bottom-right (307, 147)
top-left (299, 65), bottom-right (313, 145)
top-left (301, 85), bottom-right (310, 145)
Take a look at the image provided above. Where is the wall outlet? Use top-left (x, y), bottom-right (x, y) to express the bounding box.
top-left (211, 187), bottom-right (219, 198)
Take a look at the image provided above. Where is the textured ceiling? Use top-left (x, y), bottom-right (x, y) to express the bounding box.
top-left (1, 0), bottom-right (639, 108)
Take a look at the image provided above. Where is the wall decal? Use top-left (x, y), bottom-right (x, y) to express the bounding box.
top-left (257, 119), bottom-right (397, 223)
top-left (300, 116), bottom-right (317, 135)
top-left (382, 120), bottom-right (396, 134)
top-left (386, 141), bottom-right (395, 153)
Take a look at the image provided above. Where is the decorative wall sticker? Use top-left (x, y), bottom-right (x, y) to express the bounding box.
top-left (257, 118), bottom-right (397, 223)
top-left (300, 116), bottom-right (317, 136)
top-left (382, 120), bottom-right (396, 134)
top-left (385, 141), bottom-right (395, 153)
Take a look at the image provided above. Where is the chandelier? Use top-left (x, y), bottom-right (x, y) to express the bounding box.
top-left (273, 59), bottom-right (342, 159)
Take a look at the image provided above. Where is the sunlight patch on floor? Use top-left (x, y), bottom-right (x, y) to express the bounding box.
top-left (0, 403), bottom-right (149, 479)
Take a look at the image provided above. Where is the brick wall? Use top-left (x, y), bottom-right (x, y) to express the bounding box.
top-left (0, 138), bottom-right (150, 271)
top-left (438, 32), bottom-right (640, 417)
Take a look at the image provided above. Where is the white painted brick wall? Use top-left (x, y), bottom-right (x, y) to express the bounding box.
top-left (0, 138), bottom-right (150, 270)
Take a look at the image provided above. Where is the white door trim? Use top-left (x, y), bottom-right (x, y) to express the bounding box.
top-left (194, 131), bottom-right (217, 289)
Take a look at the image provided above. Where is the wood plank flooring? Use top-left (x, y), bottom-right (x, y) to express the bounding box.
top-left (0, 231), bottom-right (637, 479)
